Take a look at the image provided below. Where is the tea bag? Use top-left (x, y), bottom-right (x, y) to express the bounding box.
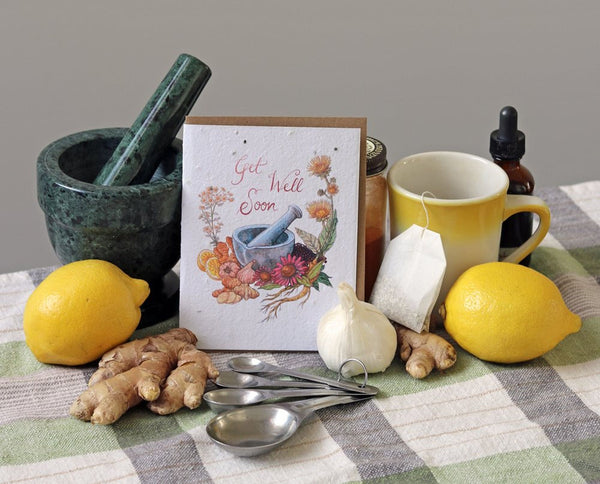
top-left (370, 217), bottom-right (446, 333)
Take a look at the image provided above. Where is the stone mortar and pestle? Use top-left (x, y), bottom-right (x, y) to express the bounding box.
top-left (37, 53), bottom-right (211, 326)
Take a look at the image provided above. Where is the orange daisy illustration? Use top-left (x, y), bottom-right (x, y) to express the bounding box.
top-left (307, 155), bottom-right (331, 177)
top-left (306, 200), bottom-right (333, 222)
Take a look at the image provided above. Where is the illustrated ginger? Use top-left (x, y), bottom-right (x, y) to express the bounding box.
top-left (394, 324), bottom-right (457, 379)
top-left (70, 328), bottom-right (219, 424)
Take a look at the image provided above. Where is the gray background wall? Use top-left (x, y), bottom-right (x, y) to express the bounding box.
top-left (1, 0), bottom-right (599, 274)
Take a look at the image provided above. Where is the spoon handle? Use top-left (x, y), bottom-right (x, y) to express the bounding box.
top-left (280, 367), bottom-right (378, 394)
top-left (264, 388), bottom-right (359, 399)
top-left (232, 362), bottom-right (379, 395)
top-left (287, 395), bottom-right (373, 419)
top-left (266, 379), bottom-right (331, 389)
top-left (215, 372), bottom-right (329, 389)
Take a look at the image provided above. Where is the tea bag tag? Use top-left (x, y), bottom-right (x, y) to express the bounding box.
top-left (369, 194), bottom-right (446, 332)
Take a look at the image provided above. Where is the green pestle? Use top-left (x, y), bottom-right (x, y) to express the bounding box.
top-left (93, 53), bottom-right (211, 186)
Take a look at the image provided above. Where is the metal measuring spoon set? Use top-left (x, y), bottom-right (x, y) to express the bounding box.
top-left (204, 356), bottom-right (378, 457)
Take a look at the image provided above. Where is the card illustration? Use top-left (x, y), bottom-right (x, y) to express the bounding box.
top-left (195, 153), bottom-right (339, 321)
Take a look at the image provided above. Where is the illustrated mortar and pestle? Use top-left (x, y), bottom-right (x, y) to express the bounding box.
top-left (232, 204), bottom-right (303, 270)
top-left (37, 54), bottom-right (211, 325)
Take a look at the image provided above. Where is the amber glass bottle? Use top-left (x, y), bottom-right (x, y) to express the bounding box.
top-left (365, 136), bottom-right (388, 300)
top-left (490, 106), bottom-right (534, 266)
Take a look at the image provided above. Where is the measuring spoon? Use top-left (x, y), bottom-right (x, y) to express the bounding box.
top-left (206, 394), bottom-right (372, 456)
top-left (215, 371), bottom-right (329, 389)
top-left (228, 356), bottom-right (379, 395)
top-left (203, 387), bottom-right (358, 413)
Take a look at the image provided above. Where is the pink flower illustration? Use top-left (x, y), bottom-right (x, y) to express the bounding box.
top-left (253, 266), bottom-right (274, 287)
top-left (271, 254), bottom-right (308, 287)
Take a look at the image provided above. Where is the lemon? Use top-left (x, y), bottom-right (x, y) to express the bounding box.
top-left (23, 259), bottom-right (150, 366)
top-left (441, 262), bottom-right (581, 363)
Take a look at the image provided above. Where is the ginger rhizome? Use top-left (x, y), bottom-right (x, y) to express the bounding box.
top-left (70, 328), bottom-right (219, 424)
top-left (395, 325), bottom-right (457, 379)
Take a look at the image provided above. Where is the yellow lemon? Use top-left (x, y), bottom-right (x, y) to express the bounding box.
top-left (441, 262), bottom-right (581, 363)
top-left (23, 259), bottom-right (150, 366)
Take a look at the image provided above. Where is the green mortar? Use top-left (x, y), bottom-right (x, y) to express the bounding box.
top-left (36, 127), bottom-right (182, 324)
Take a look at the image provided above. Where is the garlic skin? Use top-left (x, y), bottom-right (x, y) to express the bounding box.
top-left (317, 282), bottom-right (398, 376)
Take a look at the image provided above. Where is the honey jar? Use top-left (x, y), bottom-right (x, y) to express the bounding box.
top-left (364, 136), bottom-right (388, 300)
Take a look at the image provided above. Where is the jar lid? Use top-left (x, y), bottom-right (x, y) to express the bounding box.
top-left (366, 136), bottom-right (387, 175)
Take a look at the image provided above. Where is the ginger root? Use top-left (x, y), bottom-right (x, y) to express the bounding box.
top-left (395, 325), bottom-right (457, 379)
top-left (70, 328), bottom-right (218, 424)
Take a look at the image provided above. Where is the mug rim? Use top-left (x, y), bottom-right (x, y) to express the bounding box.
top-left (387, 151), bottom-right (509, 205)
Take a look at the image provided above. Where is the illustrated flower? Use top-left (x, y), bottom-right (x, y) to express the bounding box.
top-left (271, 254), bottom-right (308, 287)
top-left (198, 186), bottom-right (234, 246)
top-left (326, 182), bottom-right (339, 195)
top-left (253, 266), bottom-right (273, 287)
top-left (306, 200), bottom-right (333, 222)
top-left (307, 155), bottom-right (331, 177)
top-left (199, 186), bottom-right (234, 206)
top-left (218, 261), bottom-right (240, 280)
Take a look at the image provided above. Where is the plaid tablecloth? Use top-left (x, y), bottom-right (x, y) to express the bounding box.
top-left (1, 181), bottom-right (599, 483)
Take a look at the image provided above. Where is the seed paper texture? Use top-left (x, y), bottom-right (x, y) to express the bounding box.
top-left (180, 117), bottom-right (365, 350)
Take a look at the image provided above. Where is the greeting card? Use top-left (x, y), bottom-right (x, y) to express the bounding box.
top-left (180, 117), bottom-right (366, 350)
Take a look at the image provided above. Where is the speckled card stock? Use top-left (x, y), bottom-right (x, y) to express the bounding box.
top-left (179, 117), bottom-right (366, 350)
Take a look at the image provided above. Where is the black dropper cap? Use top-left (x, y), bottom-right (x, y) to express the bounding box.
top-left (490, 106), bottom-right (525, 160)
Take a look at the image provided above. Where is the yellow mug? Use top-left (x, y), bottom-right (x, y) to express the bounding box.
top-left (387, 151), bottom-right (551, 306)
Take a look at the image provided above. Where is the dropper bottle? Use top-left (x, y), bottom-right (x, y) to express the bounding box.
top-left (490, 106), bottom-right (535, 266)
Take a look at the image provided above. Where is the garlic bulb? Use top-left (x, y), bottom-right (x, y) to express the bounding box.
top-left (317, 282), bottom-right (398, 376)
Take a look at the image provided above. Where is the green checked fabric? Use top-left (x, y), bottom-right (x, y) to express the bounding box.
top-left (1, 181), bottom-right (599, 483)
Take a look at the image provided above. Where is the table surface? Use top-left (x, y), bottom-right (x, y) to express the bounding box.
top-left (1, 181), bottom-right (599, 484)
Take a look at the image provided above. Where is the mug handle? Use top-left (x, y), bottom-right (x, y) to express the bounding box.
top-left (501, 194), bottom-right (551, 264)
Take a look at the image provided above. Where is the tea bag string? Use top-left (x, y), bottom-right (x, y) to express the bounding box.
top-left (420, 191), bottom-right (436, 236)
